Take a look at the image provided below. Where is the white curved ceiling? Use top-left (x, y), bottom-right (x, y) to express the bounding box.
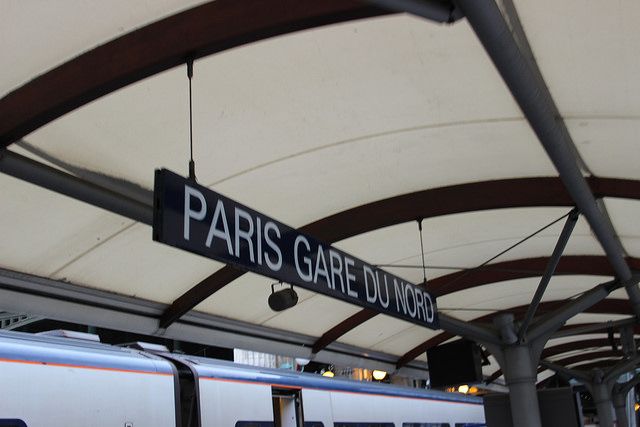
top-left (1, 0), bottom-right (639, 382)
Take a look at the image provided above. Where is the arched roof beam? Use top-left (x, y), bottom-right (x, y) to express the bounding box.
top-left (0, 0), bottom-right (395, 146)
top-left (312, 256), bottom-right (640, 354)
top-left (487, 338), bottom-right (634, 383)
top-left (545, 351), bottom-right (623, 372)
top-left (160, 176), bottom-right (640, 329)
top-left (396, 298), bottom-right (634, 369)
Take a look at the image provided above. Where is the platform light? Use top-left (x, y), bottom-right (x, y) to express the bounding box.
top-left (372, 370), bottom-right (387, 381)
top-left (469, 386), bottom-right (478, 394)
top-left (322, 370), bottom-right (335, 378)
top-left (458, 384), bottom-right (470, 394)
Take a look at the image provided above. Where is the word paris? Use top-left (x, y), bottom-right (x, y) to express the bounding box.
top-left (153, 169), bottom-right (438, 329)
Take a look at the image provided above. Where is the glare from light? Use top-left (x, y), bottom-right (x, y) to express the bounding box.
top-left (372, 370), bottom-right (387, 381)
top-left (295, 358), bottom-right (310, 366)
top-left (322, 370), bottom-right (335, 378)
top-left (635, 402), bottom-right (639, 412)
top-left (458, 384), bottom-right (470, 394)
top-left (469, 386), bottom-right (479, 394)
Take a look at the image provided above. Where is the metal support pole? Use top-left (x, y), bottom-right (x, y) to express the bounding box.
top-left (0, 149), bottom-right (153, 224)
top-left (455, 0), bottom-right (640, 315)
top-left (493, 314), bottom-right (542, 427)
top-left (613, 374), bottom-right (639, 427)
top-left (592, 376), bottom-right (616, 427)
top-left (518, 209), bottom-right (579, 340)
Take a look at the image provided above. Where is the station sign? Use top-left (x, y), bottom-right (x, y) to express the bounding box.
top-left (153, 169), bottom-right (438, 329)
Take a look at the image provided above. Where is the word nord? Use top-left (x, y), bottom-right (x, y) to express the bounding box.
top-left (154, 169), bottom-right (439, 329)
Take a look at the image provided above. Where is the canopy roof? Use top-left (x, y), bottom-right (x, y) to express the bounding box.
top-left (1, 0), bottom-right (639, 383)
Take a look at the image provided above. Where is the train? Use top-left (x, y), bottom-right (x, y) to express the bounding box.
top-left (0, 329), bottom-right (486, 427)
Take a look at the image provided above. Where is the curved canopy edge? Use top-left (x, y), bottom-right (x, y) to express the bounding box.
top-left (0, 0), bottom-right (391, 146)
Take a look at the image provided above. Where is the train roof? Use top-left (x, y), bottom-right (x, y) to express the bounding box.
top-left (0, 330), bottom-right (174, 375)
top-left (177, 353), bottom-right (482, 405)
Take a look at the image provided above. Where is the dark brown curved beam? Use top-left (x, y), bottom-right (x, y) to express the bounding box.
top-left (0, 0), bottom-right (391, 146)
top-left (489, 341), bottom-right (628, 382)
top-left (159, 176), bottom-right (640, 329)
top-left (311, 255), bottom-right (637, 354)
top-left (312, 309), bottom-right (378, 354)
top-left (560, 359), bottom-right (621, 373)
top-left (396, 298), bottom-right (634, 368)
top-left (486, 337), bottom-right (632, 383)
top-left (544, 350), bottom-right (623, 372)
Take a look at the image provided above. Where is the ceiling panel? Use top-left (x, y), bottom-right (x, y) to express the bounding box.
top-left (1, 0), bottom-right (207, 97)
top-left (434, 275), bottom-right (608, 315)
top-left (603, 198), bottom-right (640, 258)
top-left (22, 15), bottom-right (552, 227)
top-left (0, 174), bottom-right (133, 277)
top-left (194, 272), bottom-right (362, 326)
top-left (565, 118), bottom-right (640, 180)
top-left (261, 293), bottom-right (363, 337)
top-left (515, 0), bottom-right (640, 117)
top-left (335, 207), bottom-right (603, 284)
top-left (338, 316), bottom-right (422, 355)
top-left (53, 223), bottom-right (223, 303)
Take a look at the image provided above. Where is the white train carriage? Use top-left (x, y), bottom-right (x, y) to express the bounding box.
top-left (0, 330), bottom-right (485, 427)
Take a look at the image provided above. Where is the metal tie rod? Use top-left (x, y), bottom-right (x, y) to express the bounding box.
top-left (455, 0), bottom-right (639, 308)
top-left (0, 149), bottom-right (153, 225)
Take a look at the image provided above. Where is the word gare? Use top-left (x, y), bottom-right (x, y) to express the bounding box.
top-left (153, 169), bottom-right (438, 329)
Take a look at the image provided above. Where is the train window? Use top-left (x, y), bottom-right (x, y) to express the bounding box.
top-left (334, 423), bottom-right (394, 427)
top-left (454, 424), bottom-right (486, 427)
top-left (304, 423), bottom-right (324, 427)
top-left (236, 422), bottom-right (275, 427)
top-left (0, 420), bottom-right (28, 427)
top-left (403, 424), bottom-right (451, 427)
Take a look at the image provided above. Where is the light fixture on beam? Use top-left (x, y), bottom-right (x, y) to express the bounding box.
top-left (268, 282), bottom-right (298, 311)
top-left (372, 370), bottom-right (387, 381)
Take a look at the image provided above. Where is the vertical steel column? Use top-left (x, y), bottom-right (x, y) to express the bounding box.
top-left (614, 383), bottom-right (630, 427)
top-left (494, 314), bottom-right (542, 427)
top-left (613, 371), bottom-right (640, 427)
top-left (591, 372), bottom-right (616, 427)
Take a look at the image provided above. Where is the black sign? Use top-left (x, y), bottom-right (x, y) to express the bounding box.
top-left (153, 169), bottom-right (438, 329)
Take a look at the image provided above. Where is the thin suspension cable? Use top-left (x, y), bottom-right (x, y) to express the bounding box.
top-left (437, 209), bottom-right (575, 294)
top-left (418, 219), bottom-right (427, 284)
top-left (375, 263), bottom-right (563, 276)
top-left (187, 59), bottom-right (196, 180)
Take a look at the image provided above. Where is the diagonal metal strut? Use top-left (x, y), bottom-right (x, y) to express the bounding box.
top-left (518, 208), bottom-right (580, 340)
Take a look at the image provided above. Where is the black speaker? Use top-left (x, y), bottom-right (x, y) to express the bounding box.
top-left (268, 287), bottom-right (298, 311)
top-left (427, 339), bottom-right (483, 388)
